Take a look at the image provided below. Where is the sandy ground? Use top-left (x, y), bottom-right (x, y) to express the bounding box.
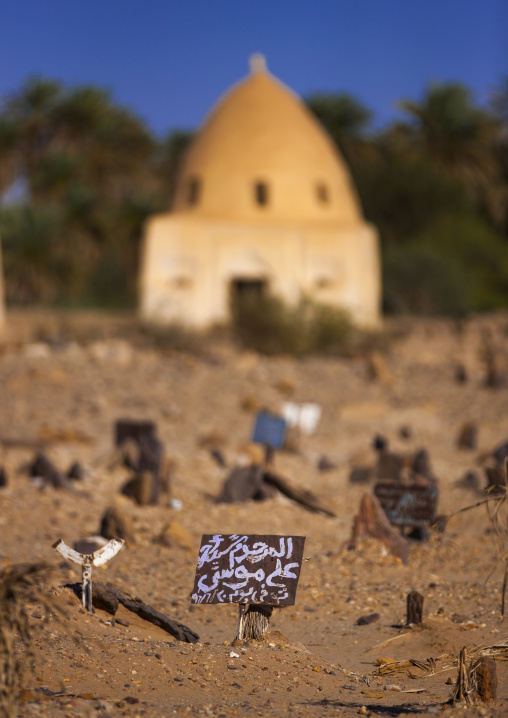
top-left (1, 310), bottom-right (508, 717)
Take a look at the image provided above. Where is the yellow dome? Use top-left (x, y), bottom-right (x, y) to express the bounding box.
top-left (172, 57), bottom-right (362, 224)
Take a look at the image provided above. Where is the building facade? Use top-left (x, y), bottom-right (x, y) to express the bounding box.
top-left (140, 56), bottom-right (381, 328)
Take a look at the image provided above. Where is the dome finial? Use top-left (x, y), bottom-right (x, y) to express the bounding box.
top-left (249, 53), bottom-right (267, 74)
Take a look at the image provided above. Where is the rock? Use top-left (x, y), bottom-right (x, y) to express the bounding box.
top-left (454, 363), bottom-right (468, 384)
top-left (30, 452), bottom-right (75, 491)
top-left (274, 377), bottom-right (296, 396)
top-left (0, 466), bottom-right (7, 488)
top-left (492, 440), bottom-right (508, 465)
top-left (376, 450), bottom-right (406, 481)
top-left (261, 630), bottom-right (308, 652)
top-left (318, 456), bottom-right (337, 472)
top-left (373, 435), bottom-right (388, 452)
top-left (217, 465), bottom-right (264, 503)
top-left (210, 448), bottom-right (227, 467)
top-left (349, 466), bottom-right (374, 484)
top-left (485, 465), bottom-right (506, 494)
top-left (484, 345), bottom-right (507, 388)
top-left (155, 521), bottom-right (194, 551)
top-left (399, 425), bottom-right (412, 440)
top-left (457, 422), bottom-right (478, 451)
top-left (411, 448), bottom-right (435, 481)
top-left (121, 470), bottom-right (154, 506)
top-left (366, 352), bottom-right (393, 385)
top-left (455, 470), bottom-right (481, 492)
top-left (346, 493), bottom-right (410, 565)
top-left (198, 428), bottom-right (226, 449)
top-left (67, 461), bottom-right (85, 480)
top-left (356, 613), bottom-right (380, 625)
top-left (100, 506), bottom-right (133, 542)
top-left (239, 395), bottom-right (262, 412)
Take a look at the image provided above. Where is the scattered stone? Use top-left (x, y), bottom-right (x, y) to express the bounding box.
top-left (411, 448), bottom-right (435, 482)
top-left (318, 456), bottom-right (337, 472)
top-left (455, 470), bottom-right (481, 492)
top-left (372, 435), bottom-right (388, 452)
top-left (67, 461), bottom-right (85, 480)
top-left (366, 352), bottom-right (392, 385)
top-left (240, 395), bottom-right (262, 412)
top-left (121, 470), bottom-right (153, 506)
top-left (457, 422), bottom-right (478, 451)
top-left (100, 505), bottom-right (133, 542)
top-left (198, 428), bottom-right (226, 449)
top-left (454, 363), bottom-right (468, 384)
top-left (492, 440), bottom-right (508, 465)
top-left (399, 425), bottom-right (412, 440)
top-left (29, 452), bottom-right (75, 491)
top-left (261, 630), bottom-right (308, 652)
top-left (274, 377), bottom-right (296, 396)
top-left (349, 466), bottom-right (374, 484)
top-left (210, 448), bottom-right (227, 467)
top-left (217, 465), bottom-right (265, 503)
top-left (356, 613), bottom-right (379, 626)
top-left (485, 465), bottom-right (506, 494)
top-left (376, 450), bottom-right (406, 481)
top-left (155, 521), bottom-right (194, 551)
top-left (484, 344), bottom-right (507, 388)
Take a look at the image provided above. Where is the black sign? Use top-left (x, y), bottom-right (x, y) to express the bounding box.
top-left (252, 412), bottom-right (287, 449)
top-left (191, 534), bottom-right (305, 606)
top-left (374, 482), bottom-right (438, 527)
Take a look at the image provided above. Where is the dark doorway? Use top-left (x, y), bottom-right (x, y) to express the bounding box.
top-left (231, 278), bottom-right (267, 301)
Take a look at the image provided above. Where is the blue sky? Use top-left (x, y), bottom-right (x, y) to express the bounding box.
top-left (0, 0), bottom-right (506, 137)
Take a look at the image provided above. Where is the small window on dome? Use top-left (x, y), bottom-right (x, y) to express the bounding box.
top-left (254, 181), bottom-right (269, 207)
top-left (187, 177), bottom-right (201, 206)
top-left (316, 183), bottom-right (329, 204)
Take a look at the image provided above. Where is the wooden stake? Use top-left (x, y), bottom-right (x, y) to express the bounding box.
top-left (475, 657), bottom-right (497, 702)
top-left (238, 605), bottom-right (273, 640)
top-left (406, 590), bottom-right (424, 625)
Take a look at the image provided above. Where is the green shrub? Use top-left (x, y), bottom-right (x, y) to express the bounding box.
top-left (231, 293), bottom-right (354, 356)
top-left (383, 213), bottom-right (508, 315)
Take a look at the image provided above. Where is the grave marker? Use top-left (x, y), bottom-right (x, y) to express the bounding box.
top-left (373, 482), bottom-right (438, 528)
top-left (191, 534), bottom-right (305, 606)
top-left (281, 402), bottom-right (322, 435)
top-left (53, 538), bottom-right (125, 613)
top-left (252, 412), bottom-right (287, 450)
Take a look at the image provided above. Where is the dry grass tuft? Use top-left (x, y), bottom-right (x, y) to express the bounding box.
top-left (0, 562), bottom-right (69, 718)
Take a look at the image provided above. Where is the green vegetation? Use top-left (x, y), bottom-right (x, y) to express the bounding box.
top-left (231, 292), bottom-right (353, 356)
top-left (0, 75), bottom-right (507, 318)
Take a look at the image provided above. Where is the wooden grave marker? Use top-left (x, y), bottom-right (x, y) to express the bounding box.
top-left (191, 534), bottom-right (306, 640)
top-left (373, 482), bottom-right (438, 528)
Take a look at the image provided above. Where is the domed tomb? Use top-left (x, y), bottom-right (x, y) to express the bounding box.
top-left (140, 56), bottom-right (380, 328)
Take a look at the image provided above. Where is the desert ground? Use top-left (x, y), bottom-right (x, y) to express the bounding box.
top-left (1, 310), bottom-right (508, 718)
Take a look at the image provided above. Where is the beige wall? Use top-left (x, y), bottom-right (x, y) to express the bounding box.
top-left (0, 234), bottom-right (5, 330)
top-left (140, 215), bottom-right (380, 328)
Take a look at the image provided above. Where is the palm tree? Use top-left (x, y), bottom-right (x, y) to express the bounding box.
top-left (306, 92), bottom-right (375, 167)
top-left (398, 82), bottom-right (502, 224)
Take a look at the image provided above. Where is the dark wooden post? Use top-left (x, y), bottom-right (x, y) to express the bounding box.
top-left (238, 604), bottom-right (273, 640)
top-left (406, 590), bottom-right (424, 625)
top-left (476, 657), bottom-right (497, 702)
